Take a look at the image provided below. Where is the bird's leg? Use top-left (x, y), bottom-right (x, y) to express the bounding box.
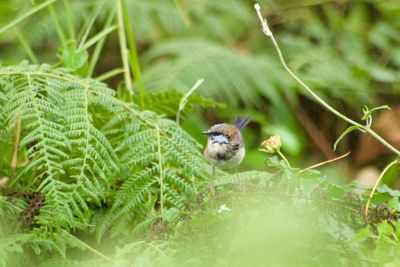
top-left (235, 167), bottom-right (243, 191)
top-left (235, 167), bottom-right (240, 180)
top-left (210, 166), bottom-right (216, 196)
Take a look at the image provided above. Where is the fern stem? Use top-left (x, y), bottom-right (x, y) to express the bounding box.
top-left (116, 0), bottom-right (133, 96)
top-left (62, 230), bottom-right (113, 263)
top-left (0, 70), bottom-right (93, 88)
top-left (254, 4), bottom-right (400, 157)
top-left (155, 125), bottom-right (164, 218)
top-left (121, 0), bottom-right (146, 107)
top-left (72, 84), bottom-right (90, 199)
top-left (118, 101), bottom-right (165, 217)
top-left (10, 118), bottom-right (21, 178)
top-left (0, 0), bottom-right (58, 35)
top-left (26, 74), bottom-right (56, 189)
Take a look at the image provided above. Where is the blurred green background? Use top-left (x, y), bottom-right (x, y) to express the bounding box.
top-left (1, 0), bottom-right (400, 182)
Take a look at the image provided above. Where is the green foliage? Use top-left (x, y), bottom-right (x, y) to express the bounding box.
top-left (160, 159), bottom-right (400, 266)
top-left (333, 104), bottom-right (392, 151)
top-left (0, 62), bottom-right (399, 264)
top-left (0, 63), bottom-right (209, 266)
top-left (2, 63), bottom-right (119, 231)
top-left (95, 106), bottom-right (209, 239)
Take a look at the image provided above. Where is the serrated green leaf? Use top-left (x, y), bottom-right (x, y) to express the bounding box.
top-left (59, 42), bottom-right (88, 71)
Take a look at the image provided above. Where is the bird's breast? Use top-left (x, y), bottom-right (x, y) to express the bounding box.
top-left (204, 142), bottom-right (245, 169)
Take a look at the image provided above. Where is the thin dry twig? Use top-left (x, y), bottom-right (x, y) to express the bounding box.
top-left (300, 151), bottom-right (351, 173)
top-left (10, 118), bottom-right (21, 178)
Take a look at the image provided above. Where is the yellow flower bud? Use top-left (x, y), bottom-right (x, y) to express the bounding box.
top-left (260, 135), bottom-right (281, 154)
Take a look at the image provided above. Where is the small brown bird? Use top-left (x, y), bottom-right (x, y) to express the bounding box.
top-left (202, 116), bottom-right (251, 193)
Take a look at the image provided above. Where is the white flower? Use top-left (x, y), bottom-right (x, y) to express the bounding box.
top-left (218, 204), bottom-right (232, 214)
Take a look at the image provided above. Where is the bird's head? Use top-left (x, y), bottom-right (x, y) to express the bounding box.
top-left (202, 116), bottom-right (251, 145)
top-left (202, 123), bottom-right (240, 144)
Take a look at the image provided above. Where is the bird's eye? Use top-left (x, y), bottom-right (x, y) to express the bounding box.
top-left (211, 132), bottom-right (221, 136)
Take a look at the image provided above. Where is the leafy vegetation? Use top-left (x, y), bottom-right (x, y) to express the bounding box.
top-left (0, 0), bottom-right (400, 266)
top-left (0, 63), bottom-right (209, 264)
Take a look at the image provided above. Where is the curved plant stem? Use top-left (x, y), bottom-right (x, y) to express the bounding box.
top-left (253, 4), bottom-right (400, 157)
top-left (365, 159), bottom-right (399, 217)
top-left (300, 151), bottom-right (350, 173)
top-left (176, 79), bottom-right (204, 126)
top-left (277, 151), bottom-right (291, 168)
top-left (119, 101), bottom-right (164, 218)
top-left (116, 0), bottom-right (133, 95)
top-left (62, 230), bottom-right (113, 263)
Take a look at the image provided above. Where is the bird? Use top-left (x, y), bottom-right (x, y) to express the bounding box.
top-left (202, 116), bottom-right (251, 194)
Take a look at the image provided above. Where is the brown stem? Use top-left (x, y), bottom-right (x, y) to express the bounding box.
top-left (294, 106), bottom-right (336, 159)
top-left (10, 118), bottom-right (21, 178)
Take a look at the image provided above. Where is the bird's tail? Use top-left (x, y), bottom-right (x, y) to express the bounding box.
top-left (233, 116), bottom-right (251, 130)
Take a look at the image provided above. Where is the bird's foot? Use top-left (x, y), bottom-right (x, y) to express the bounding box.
top-left (210, 184), bottom-right (217, 196)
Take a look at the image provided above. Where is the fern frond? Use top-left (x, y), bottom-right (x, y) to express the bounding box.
top-left (141, 39), bottom-right (289, 107)
top-left (0, 64), bottom-right (120, 231)
top-left (97, 108), bottom-right (210, 239)
top-left (4, 73), bottom-right (68, 176)
top-left (1, 64), bottom-right (210, 255)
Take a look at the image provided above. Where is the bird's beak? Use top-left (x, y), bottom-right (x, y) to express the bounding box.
top-left (201, 131), bottom-right (210, 135)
